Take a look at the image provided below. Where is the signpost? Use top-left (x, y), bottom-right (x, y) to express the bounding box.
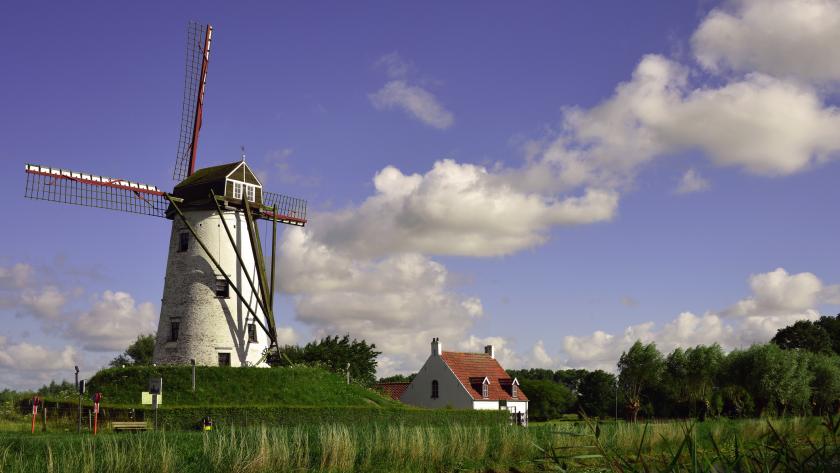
top-left (31, 396), bottom-right (39, 434)
top-left (92, 393), bottom-right (102, 435)
top-left (149, 377), bottom-right (163, 431)
top-left (74, 366), bottom-right (80, 433)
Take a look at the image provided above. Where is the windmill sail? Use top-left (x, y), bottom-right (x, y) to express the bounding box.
top-left (24, 164), bottom-right (168, 217)
top-left (262, 191), bottom-right (308, 226)
top-left (173, 22), bottom-right (212, 182)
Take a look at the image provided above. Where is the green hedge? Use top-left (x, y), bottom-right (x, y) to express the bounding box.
top-left (131, 406), bottom-right (508, 430)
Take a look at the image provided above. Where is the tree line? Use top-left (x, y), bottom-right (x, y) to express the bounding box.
top-left (507, 314), bottom-right (840, 422)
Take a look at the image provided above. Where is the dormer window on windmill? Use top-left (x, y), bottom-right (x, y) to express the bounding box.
top-left (224, 162), bottom-right (262, 204)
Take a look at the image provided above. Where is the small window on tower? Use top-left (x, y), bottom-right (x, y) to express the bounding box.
top-left (245, 184), bottom-right (255, 203)
top-left (218, 353), bottom-right (231, 367)
top-left (215, 278), bottom-right (229, 298)
top-left (178, 232), bottom-right (189, 252)
top-left (232, 182), bottom-right (243, 200)
top-left (169, 321), bottom-right (180, 342)
top-left (248, 323), bottom-right (258, 343)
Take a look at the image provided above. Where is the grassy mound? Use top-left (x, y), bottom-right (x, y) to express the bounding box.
top-left (87, 365), bottom-right (398, 407)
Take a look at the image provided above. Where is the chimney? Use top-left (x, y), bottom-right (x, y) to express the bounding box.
top-left (431, 337), bottom-right (442, 356)
top-left (484, 345), bottom-right (495, 359)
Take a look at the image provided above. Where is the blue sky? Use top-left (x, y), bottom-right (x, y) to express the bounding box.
top-left (2, 0), bottom-right (840, 388)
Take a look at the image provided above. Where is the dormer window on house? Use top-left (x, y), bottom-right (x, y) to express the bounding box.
top-left (512, 383), bottom-right (518, 398)
top-left (482, 382), bottom-right (489, 399)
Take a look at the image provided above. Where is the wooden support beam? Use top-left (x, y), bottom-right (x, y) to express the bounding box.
top-left (209, 191), bottom-right (271, 319)
top-left (243, 201), bottom-right (275, 336)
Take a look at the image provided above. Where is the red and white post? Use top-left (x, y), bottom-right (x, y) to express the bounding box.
top-left (31, 396), bottom-right (39, 434)
top-left (93, 392), bottom-right (101, 435)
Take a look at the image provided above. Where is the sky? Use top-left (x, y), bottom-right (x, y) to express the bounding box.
top-left (2, 0), bottom-right (840, 389)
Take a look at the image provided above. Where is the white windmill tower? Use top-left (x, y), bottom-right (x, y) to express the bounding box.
top-left (23, 22), bottom-right (307, 368)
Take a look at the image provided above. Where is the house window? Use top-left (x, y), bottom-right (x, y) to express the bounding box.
top-left (248, 323), bottom-right (258, 343)
top-left (482, 382), bottom-right (489, 399)
top-left (232, 181), bottom-right (243, 200)
top-left (512, 383), bottom-right (518, 399)
top-left (215, 278), bottom-right (229, 298)
top-left (245, 184), bottom-right (255, 202)
top-left (431, 380), bottom-right (439, 399)
top-left (169, 321), bottom-right (180, 342)
top-left (218, 353), bottom-right (231, 367)
top-left (177, 232), bottom-right (189, 252)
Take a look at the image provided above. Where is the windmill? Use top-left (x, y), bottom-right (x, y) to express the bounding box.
top-left (23, 22), bottom-right (307, 367)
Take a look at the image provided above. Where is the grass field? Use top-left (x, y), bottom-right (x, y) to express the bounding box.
top-left (1, 416), bottom-right (839, 472)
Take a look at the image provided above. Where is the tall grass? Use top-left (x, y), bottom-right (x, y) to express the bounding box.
top-left (0, 423), bottom-right (536, 473)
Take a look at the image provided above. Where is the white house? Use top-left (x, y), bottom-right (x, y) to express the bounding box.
top-left (381, 338), bottom-right (529, 425)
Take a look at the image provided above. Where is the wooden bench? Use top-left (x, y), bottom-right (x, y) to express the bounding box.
top-left (112, 421), bottom-right (148, 432)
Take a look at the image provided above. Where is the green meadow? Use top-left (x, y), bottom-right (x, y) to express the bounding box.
top-left (2, 416), bottom-right (840, 472)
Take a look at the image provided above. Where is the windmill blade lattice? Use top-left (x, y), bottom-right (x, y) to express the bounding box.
top-left (25, 164), bottom-right (168, 217)
top-left (262, 191), bottom-right (307, 226)
top-left (173, 21), bottom-right (211, 182)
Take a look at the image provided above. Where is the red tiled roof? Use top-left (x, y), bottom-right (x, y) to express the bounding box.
top-left (440, 351), bottom-right (528, 401)
top-left (374, 382), bottom-right (410, 400)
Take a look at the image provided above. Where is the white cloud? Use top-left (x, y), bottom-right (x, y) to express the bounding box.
top-left (370, 80), bottom-right (454, 129)
top-left (0, 263), bottom-right (33, 289)
top-left (67, 291), bottom-right (157, 351)
top-left (726, 268), bottom-right (823, 316)
top-left (20, 286), bottom-right (67, 320)
top-left (276, 326), bottom-right (299, 346)
top-left (505, 55), bottom-right (840, 196)
top-left (314, 160), bottom-right (617, 258)
top-left (675, 168), bottom-right (710, 194)
top-left (375, 52), bottom-right (414, 79)
top-left (562, 268), bottom-right (835, 371)
top-left (0, 339), bottom-right (78, 372)
top-left (693, 0), bottom-right (840, 83)
top-left (280, 230), bottom-right (482, 373)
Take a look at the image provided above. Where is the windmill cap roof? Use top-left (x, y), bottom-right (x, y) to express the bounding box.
top-left (174, 161), bottom-right (246, 188)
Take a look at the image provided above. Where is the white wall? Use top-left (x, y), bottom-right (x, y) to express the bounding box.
top-left (400, 354), bottom-right (473, 409)
top-left (153, 209), bottom-right (273, 367)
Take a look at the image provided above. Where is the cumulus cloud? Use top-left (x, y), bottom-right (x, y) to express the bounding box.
top-left (0, 263), bottom-right (33, 289)
top-left (693, 0), bottom-right (840, 83)
top-left (675, 168), bottom-right (710, 194)
top-left (280, 230), bottom-right (483, 373)
top-left (562, 268), bottom-right (835, 371)
top-left (0, 336), bottom-right (80, 389)
top-left (370, 80), bottom-right (454, 129)
top-left (314, 160), bottom-right (617, 258)
top-left (67, 291), bottom-right (157, 351)
top-left (506, 55), bottom-right (840, 194)
top-left (20, 286), bottom-right (67, 320)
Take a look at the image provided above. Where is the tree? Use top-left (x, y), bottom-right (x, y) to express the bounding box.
top-left (816, 314), bottom-right (840, 355)
top-left (772, 320), bottom-right (833, 354)
top-left (807, 353), bottom-right (840, 415)
top-left (618, 341), bottom-right (664, 422)
top-left (685, 344), bottom-right (724, 419)
top-left (109, 334), bottom-right (155, 367)
top-left (519, 379), bottom-right (576, 421)
top-left (276, 335), bottom-right (381, 386)
top-left (577, 370), bottom-right (618, 418)
top-left (378, 373), bottom-right (416, 383)
top-left (730, 344), bottom-right (812, 416)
